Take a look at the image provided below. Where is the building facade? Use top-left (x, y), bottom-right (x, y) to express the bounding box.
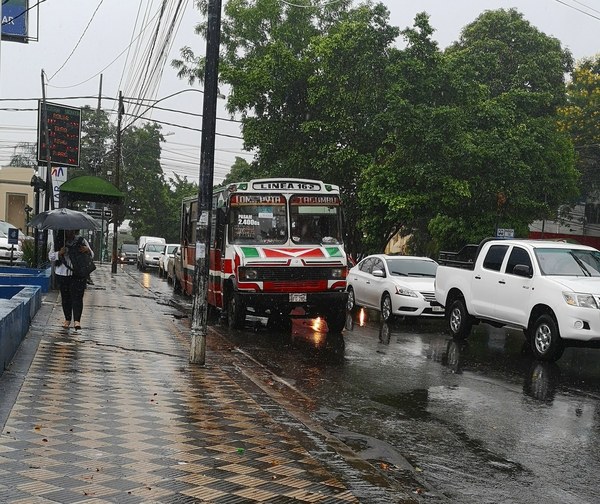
top-left (0, 166), bottom-right (35, 232)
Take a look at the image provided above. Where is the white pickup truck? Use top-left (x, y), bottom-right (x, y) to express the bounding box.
top-left (435, 239), bottom-right (600, 361)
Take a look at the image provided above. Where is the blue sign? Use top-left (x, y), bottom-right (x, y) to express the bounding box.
top-left (1, 0), bottom-right (28, 43)
top-left (7, 228), bottom-right (19, 245)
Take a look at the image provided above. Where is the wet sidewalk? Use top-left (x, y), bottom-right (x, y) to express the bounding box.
top-left (0, 265), bottom-right (361, 503)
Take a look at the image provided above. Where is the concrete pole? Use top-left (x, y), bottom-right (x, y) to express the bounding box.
top-left (190, 0), bottom-right (222, 365)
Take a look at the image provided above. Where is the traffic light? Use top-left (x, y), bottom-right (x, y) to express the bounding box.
top-left (30, 175), bottom-right (46, 192)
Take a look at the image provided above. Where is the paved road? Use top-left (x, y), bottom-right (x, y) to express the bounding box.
top-left (138, 266), bottom-right (600, 504)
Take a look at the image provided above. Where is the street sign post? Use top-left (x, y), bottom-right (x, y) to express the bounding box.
top-left (496, 228), bottom-right (515, 239)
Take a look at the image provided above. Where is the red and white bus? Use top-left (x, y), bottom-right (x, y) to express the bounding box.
top-left (174, 178), bottom-right (349, 332)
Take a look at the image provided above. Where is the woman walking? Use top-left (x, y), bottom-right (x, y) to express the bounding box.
top-left (49, 229), bottom-right (94, 330)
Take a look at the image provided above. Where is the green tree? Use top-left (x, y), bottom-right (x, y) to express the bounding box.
top-left (163, 174), bottom-right (198, 242)
top-left (120, 122), bottom-right (170, 239)
top-left (558, 56), bottom-right (600, 198)
top-left (438, 8), bottom-right (578, 249)
top-left (174, 1), bottom-right (396, 255)
top-left (360, 9), bottom-right (579, 254)
top-left (220, 156), bottom-right (260, 186)
top-left (79, 106), bottom-right (116, 179)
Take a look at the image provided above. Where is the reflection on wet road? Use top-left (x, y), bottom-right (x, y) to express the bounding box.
top-left (137, 266), bottom-right (600, 504)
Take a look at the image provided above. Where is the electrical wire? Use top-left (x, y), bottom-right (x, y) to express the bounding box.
top-left (47, 0), bottom-right (105, 82)
top-left (553, 0), bottom-right (600, 21)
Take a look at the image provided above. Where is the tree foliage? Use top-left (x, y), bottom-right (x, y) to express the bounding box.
top-left (176, 4), bottom-right (582, 255)
top-left (558, 56), bottom-right (600, 199)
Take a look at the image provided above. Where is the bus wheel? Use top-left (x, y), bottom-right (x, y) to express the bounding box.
top-left (228, 293), bottom-right (246, 329)
top-left (327, 311), bottom-right (346, 333)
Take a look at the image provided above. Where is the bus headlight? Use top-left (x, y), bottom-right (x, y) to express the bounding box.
top-left (331, 268), bottom-right (344, 279)
top-left (239, 268), bottom-right (258, 280)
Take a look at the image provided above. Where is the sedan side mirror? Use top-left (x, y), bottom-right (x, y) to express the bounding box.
top-left (372, 269), bottom-right (385, 278)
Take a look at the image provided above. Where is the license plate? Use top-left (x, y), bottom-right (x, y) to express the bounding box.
top-left (289, 293), bottom-right (307, 303)
top-left (432, 305), bottom-right (444, 312)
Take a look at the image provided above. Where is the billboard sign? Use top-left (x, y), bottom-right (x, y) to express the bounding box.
top-left (1, 0), bottom-right (28, 43)
top-left (37, 101), bottom-right (82, 167)
top-left (38, 166), bottom-right (68, 208)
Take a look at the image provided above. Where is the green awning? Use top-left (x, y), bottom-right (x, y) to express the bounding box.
top-left (59, 175), bottom-right (125, 205)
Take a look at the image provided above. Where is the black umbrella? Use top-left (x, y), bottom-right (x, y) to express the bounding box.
top-left (28, 207), bottom-right (102, 231)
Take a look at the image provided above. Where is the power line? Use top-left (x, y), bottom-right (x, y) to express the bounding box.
top-left (47, 0), bottom-right (105, 81)
top-left (553, 0), bottom-right (600, 21)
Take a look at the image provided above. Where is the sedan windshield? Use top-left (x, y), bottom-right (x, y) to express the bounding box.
top-left (535, 248), bottom-right (600, 276)
top-left (385, 258), bottom-right (438, 277)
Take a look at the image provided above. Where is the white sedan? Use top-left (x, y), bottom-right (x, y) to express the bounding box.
top-left (346, 254), bottom-right (444, 321)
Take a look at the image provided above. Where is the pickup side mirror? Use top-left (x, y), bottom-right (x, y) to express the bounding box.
top-left (513, 264), bottom-right (532, 278)
top-left (372, 269), bottom-right (385, 278)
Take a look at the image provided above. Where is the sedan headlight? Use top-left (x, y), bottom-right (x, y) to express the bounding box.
top-left (395, 286), bottom-right (418, 298)
top-left (563, 292), bottom-right (599, 309)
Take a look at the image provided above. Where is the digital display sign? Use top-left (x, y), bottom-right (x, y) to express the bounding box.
top-left (37, 101), bottom-right (81, 167)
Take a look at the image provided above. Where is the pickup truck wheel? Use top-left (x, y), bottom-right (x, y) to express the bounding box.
top-left (448, 299), bottom-right (472, 339)
top-left (381, 293), bottom-right (393, 321)
top-left (346, 287), bottom-right (356, 312)
top-left (531, 314), bottom-right (564, 361)
top-left (227, 293), bottom-right (246, 330)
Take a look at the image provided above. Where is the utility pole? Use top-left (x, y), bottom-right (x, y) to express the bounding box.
top-left (111, 91), bottom-right (123, 274)
top-left (40, 71), bottom-right (53, 264)
top-left (190, 0), bottom-right (222, 365)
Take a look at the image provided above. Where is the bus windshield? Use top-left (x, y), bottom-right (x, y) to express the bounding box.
top-left (290, 195), bottom-right (342, 245)
top-left (228, 194), bottom-right (288, 244)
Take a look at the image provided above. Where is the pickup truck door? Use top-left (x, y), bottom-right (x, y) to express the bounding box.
top-left (470, 244), bottom-right (509, 319)
top-left (494, 245), bottom-right (533, 326)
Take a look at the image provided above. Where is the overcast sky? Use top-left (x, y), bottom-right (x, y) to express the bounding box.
top-left (0, 0), bottom-right (598, 184)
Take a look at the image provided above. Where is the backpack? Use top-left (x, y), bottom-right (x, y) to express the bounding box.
top-left (67, 238), bottom-right (96, 278)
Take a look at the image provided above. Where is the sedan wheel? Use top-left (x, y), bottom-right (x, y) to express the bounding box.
top-left (381, 293), bottom-right (393, 321)
top-left (346, 287), bottom-right (356, 311)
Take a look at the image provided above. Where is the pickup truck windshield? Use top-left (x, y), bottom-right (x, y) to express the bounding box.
top-left (535, 248), bottom-right (600, 276)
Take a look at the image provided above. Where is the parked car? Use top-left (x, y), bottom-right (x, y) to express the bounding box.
top-left (346, 254), bottom-right (443, 321)
top-left (118, 243), bottom-right (138, 264)
top-left (158, 243), bottom-right (178, 278)
top-left (166, 246), bottom-right (179, 283)
top-left (0, 220), bottom-right (27, 265)
top-left (136, 236), bottom-right (165, 268)
top-left (138, 242), bottom-right (165, 270)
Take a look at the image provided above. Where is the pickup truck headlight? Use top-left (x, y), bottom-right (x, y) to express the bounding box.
top-left (396, 286), bottom-right (418, 298)
top-left (563, 292), bottom-right (599, 309)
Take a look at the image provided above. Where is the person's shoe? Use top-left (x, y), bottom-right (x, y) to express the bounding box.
top-left (74, 322), bottom-right (81, 330)
top-left (86, 278), bottom-right (94, 285)
top-left (62, 320), bottom-right (71, 329)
